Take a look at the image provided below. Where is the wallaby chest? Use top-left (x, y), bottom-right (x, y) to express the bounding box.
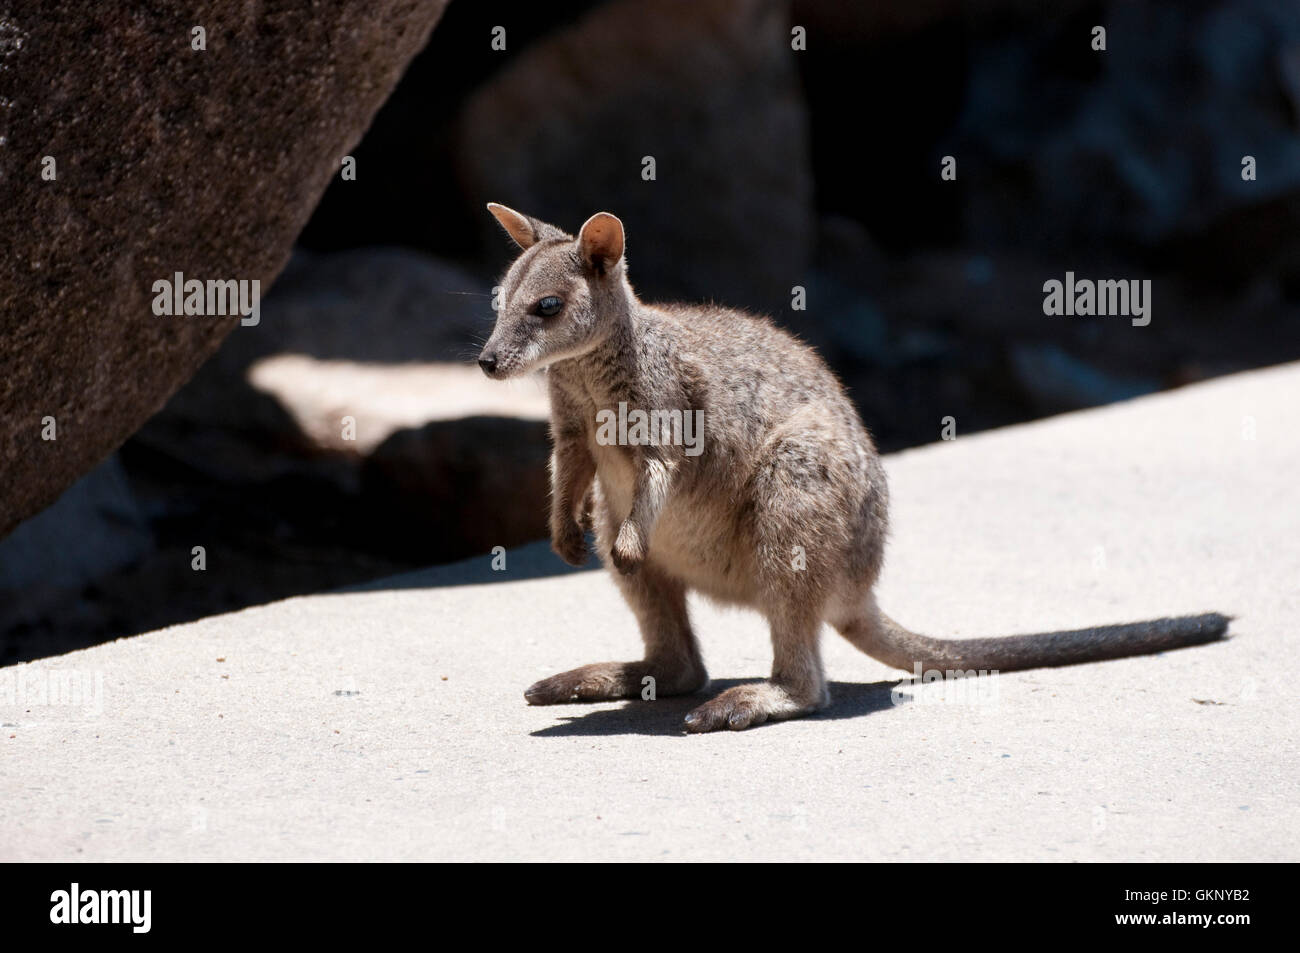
top-left (550, 367), bottom-right (640, 514)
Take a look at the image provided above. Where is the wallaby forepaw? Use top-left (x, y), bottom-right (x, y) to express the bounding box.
top-left (551, 522), bottom-right (588, 567)
top-left (526, 659), bottom-right (708, 705)
top-left (525, 661), bottom-right (640, 704)
top-left (611, 522), bottom-right (646, 575)
top-left (683, 683), bottom-right (823, 733)
top-left (576, 490), bottom-right (595, 533)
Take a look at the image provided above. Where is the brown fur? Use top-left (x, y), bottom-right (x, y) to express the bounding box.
top-left (478, 204), bottom-right (1230, 732)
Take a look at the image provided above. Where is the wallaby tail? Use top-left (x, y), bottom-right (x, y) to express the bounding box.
top-left (839, 604), bottom-right (1231, 673)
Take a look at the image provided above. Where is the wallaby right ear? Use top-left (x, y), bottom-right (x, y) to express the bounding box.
top-left (486, 202), bottom-right (562, 250)
top-left (577, 212), bottom-right (625, 274)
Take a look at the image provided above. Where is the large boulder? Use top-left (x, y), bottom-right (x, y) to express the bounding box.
top-left (0, 0), bottom-right (450, 539)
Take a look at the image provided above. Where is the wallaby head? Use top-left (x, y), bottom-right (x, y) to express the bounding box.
top-left (479, 203), bottom-right (629, 379)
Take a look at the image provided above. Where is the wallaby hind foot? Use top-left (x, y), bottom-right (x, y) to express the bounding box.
top-left (685, 606), bottom-right (830, 731)
top-left (526, 557), bottom-right (708, 704)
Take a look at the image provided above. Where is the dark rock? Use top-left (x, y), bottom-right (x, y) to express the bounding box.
top-left (455, 0), bottom-right (814, 315)
top-left (954, 1), bottom-right (1300, 261)
top-left (362, 416), bottom-right (552, 564)
top-left (0, 0), bottom-right (450, 539)
top-left (1010, 343), bottom-right (1158, 413)
top-left (0, 454), bottom-right (151, 591)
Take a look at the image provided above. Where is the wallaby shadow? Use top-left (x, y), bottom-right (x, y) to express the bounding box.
top-left (528, 678), bottom-right (906, 738)
top-left (343, 537), bottom-right (600, 592)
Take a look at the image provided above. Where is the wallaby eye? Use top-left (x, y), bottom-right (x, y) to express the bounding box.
top-left (535, 296), bottom-right (564, 317)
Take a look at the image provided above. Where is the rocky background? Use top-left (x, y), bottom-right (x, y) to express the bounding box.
top-left (4, 0), bottom-right (1300, 662)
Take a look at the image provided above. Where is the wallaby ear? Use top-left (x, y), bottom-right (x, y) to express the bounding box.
top-left (486, 202), bottom-right (562, 250)
top-left (577, 212), bottom-right (625, 274)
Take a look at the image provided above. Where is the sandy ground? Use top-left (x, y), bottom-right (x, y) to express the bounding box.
top-left (2, 362), bottom-right (1297, 861)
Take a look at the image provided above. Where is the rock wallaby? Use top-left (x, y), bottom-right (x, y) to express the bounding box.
top-left (477, 203), bottom-right (1229, 733)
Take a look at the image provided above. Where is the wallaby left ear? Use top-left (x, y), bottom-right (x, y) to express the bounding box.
top-left (487, 202), bottom-right (565, 250)
top-left (577, 212), bottom-right (625, 274)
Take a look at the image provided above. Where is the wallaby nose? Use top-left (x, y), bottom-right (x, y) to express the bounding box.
top-left (478, 352), bottom-right (498, 376)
